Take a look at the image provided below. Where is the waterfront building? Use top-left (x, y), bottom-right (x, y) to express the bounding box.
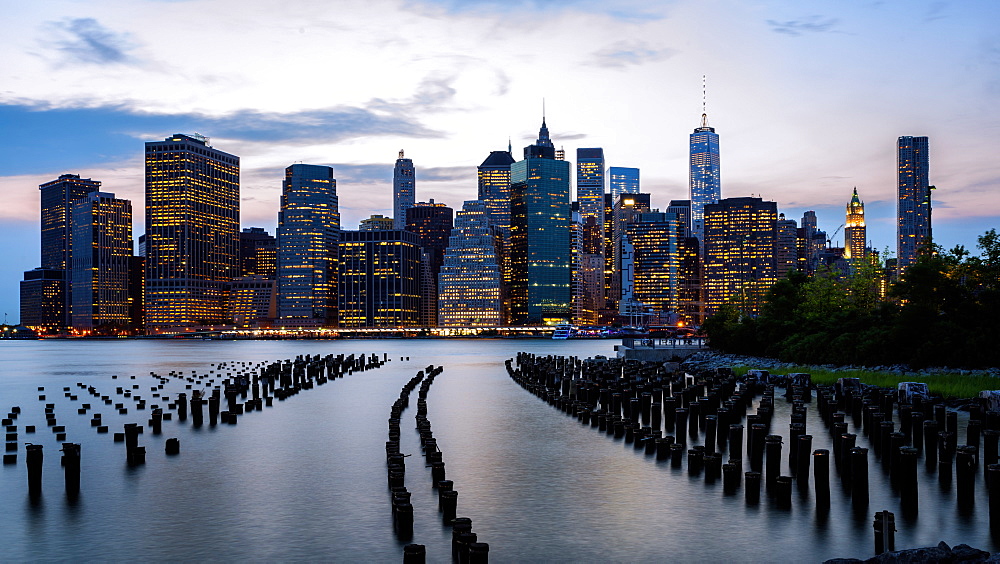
top-left (406, 200), bottom-right (453, 327)
top-left (608, 166), bottom-right (639, 202)
top-left (689, 113), bottom-right (721, 240)
top-left (69, 192), bottom-right (135, 331)
top-left (776, 214), bottom-right (799, 280)
top-left (19, 268), bottom-right (65, 333)
top-left (239, 227), bottom-right (277, 278)
top-left (508, 118), bottom-right (571, 325)
top-left (610, 193), bottom-right (651, 310)
top-left (845, 187), bottom-right (867, 264)
top-left (702, 197), bottom-right (777, 315)
top-left (478, 148), bottom-right (515, 230)
top-left (360, 214), bottom-right (394, 231)
top-left (897, 136), bottom-right (931, 272)
top-left (276, 164), bottom-right (340, 327)
top-left (144, 133), bottom-right (239, 329)
top-left (338, 230), bottom-right (422, 327)
top-left (229, 276), bottom-right (276, 328)
top-left (438, 200), bottom-right (504, 327)
top-left (625, 212), bottom-right (680, 317)
top-left (393, 150), bottom-right (415, 230)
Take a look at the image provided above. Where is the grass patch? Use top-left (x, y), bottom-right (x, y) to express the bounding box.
top-left (730, 365), bottom-right (999, 399)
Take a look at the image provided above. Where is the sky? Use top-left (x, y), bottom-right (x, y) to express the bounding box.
top-left (2, 0), bottom-right (999, 323)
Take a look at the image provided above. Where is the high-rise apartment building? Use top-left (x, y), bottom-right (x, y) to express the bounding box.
top-left (703, 197), bottom-right (777, 315)
top-left (690, 114), bottom-right (721, 239)
top-left (393, 150), bottom-right (415, 230)
top-left (70, 192), bottom-right (135, 331)
top-left (277, 164), bottom-right (340, 327)
top-left (509, 118), bottom-right (571, 325)
top-left (897, 136), bottom-right (931, 272)
top-left (608, 167), bottom-right (639, 202)
top-left (20, 268), bottom-right (65, 332)
top-left (239, 227), bottom-right (277, 278)
top-left (406, 200), bottom-right (454, 327)
top-left (845, 187), bottom-right (867, 264)
top-left (438, 200), bottom-right (504, 327)
top-left (144, 134), bottom-right (239, 329)
top-left (478, 149), bottom-right (515, 230)
top-left (338, 230), bottom-right (422, 327)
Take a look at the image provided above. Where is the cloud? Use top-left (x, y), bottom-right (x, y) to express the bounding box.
top-left (766, 16), bottom-right (840, 36)
top-left (407, 0), bottom-right (667, 22)
top-left (49, 18), bottom-right (135, 64)
top-left (588, 40), bottom-right (675, 68)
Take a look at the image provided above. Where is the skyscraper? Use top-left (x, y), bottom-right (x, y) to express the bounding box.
top-left (775, 214), bottom-right (799, 280)
top-left (338, 230), bottom-right (422, 327)
top-left (393, 150), bottom-right (415, 230)
top-left (509, 118), bottom-right (571, 325)
top-left (608, 167), bottom-right (639, 202)
top-left (689, 113), bottom-right (721, 240)
top-left (845, 187), bottom-right (867, 264)
top-left (625, 212), bottom-right (681, 317)
top-left (239, 227), bottom-right (277, 278)
top-left (144, 134), bottom-right (240, 330)
top-left (610, 193), bottom-right (651, 309)
top-left (478, 149), bottom-right (515, 230)
top-left (703, 197), bottom-right (777, 315)
top-left (406, 200), bottom-right (454, 327)
top-left (277, 164), bottom-right (340, 327)
top-left (438, 200), bottom-right (504, 327)
top-left (360, 214), bottom-right (394, 231)
top-left (576, 148), bottom-right (605, 221)
top-left (70, 192), bottom-right (135, 331)
top-left (897, 136), bottom-right (931, 272)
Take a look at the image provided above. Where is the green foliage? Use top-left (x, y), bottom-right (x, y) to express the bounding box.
top-left (729, 365), bottom-right (997, 399)
top-left (704, 230), bottom-right (1000, 369)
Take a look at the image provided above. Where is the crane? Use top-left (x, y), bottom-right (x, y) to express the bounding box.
top-left (827, 224), bottom-right (845, 247)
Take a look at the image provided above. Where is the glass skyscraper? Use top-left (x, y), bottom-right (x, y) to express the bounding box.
top-left (477, 149), bottom-right (515, 230)
top-left (509, 118), bottom-right (572, 325)
top-left (70, 192), bottom-right (134, 331)
top-left (702, 197), bottom-right (777, 315)
top-left (337, 230), bottom-right (422, 327)
top-left (608, 167), bottom-right (639, 202)
top-left (438, 200), bottom-right (504, 327)
top-left (277, 164), bottom-right (340, 327)
top-left (393, 150), bottom-right (415, 230)
top-left (689, 114), bottom-right (721, 239)
top-left (897, 136), bottom-right (930, 272)
top-left (576, 148), bottom-right (605, 221)
top-left (144, 134), bottom-right (239, 329)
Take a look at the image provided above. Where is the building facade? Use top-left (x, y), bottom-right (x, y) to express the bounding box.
top-left (477, 149), bottom-right (515, 230)
top-left (845, 187), bottom-right (867, 264)
top-left (625, 212), bottom-right (680, 317)
top-left (70, 192), bottom-right (135, 331)
top-left (608, 166), bottom-right (639, 203)
top-left (702, 197), bottom-right (777, 315)
top-left (338, 230), bottom-right (422, 327)
top-left (393, 150), bottom-right (415, 230)
top-left (689, 114), bottom-right (721, 240)
top-left (897, 136), bottom-right (931, 273)
top-left (276, 164), bottom-right (340, 327)
top-left (360, 214), bottom-right (394, 231)
top-left (405, 200), bottom-right (454, 327)
top-left (144, 134), bottom-right (239, 329)
top-left (438, 201), bottom-right (504, 327)
top-left (239, 227), bottom-right (277, 278)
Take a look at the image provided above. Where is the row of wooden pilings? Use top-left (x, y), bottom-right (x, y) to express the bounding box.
top-left (5, 352), bottom-right (390, 499)
top-left (389, 365), bottom-right (489, 563)
top-left (506, 353), bottom-right (1000, 556)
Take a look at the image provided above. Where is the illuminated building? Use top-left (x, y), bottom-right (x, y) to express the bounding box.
top-left (360, 214), bottom-right (394, 231)
top-left (229, 276), bottom-right (276, 328)
top-left (509, 117), bottom-right (572, 325)
top-left (144, 133), bottom-right (239, 329)
top-left (897, 136), bottom-right (931, 272)
top-left (776, 214), bottom-right (799, 279)
top-left (240, 227), bottom-right (277, 278)
top-left (438, 200), bottom-right (504, 327)
top-left (625, 212), bottom-right (681, 318)
top-left (393, 150), bottom-right (415, 230)
top-left (338, 230), bottom-right (421, 327)
top-left (19, 268), bottom-right (65, 333)
top-left (667, 200), bottom-right (692, 238)
top-left (277, 164), bottom-right (339, 327)
top-left (690, 113), bottom-right (721, 240)
top-left (405, 200), bottom-right (454, 327)
top-left (845, 187), bottom-right (867, 264)
top-left (703, 197), bottom-right (777, 315)
top-left (478, 148), bottom-right (515, 230)
top-left (678, 236), bottom-right (702, 325)
top-left (577, 148), bottom-right (605, 222)
top-left (799, 210), bottom-right (827, 274)
top-left (574, 215), bottom-right (604, 325)
top-left (610, 193), bottom-right (651, 309)
top-left (608, 167), bottom-right (639, 202)
top-left (70, 192), bottom-right (135, 331)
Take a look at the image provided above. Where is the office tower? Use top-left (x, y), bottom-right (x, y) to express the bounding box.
top-left (667, 200), bottom-right (692, 239)
top-left (240, 227), bottom-right (277, 278)
top-left (576, 148), bottom-right (605, 221)
top-left (800, 210), bottom-right (826, 274)
top-left (144, 133), bottom-right (239, 329)
top-left (608, 167), bottom-right (639, 202)
top-left (610, 193), bottom-right (651, 309)
top-left (276, 164), bottom-right (340, 327)
top-left (406, 200), bottom-right (454, 327)
top-left (69, 192), bottom-right (134, 331)
top-left (338, 230), bottom-right (422, 327)
top-left (845, 187), bottom-right (867, 264)
top-left (360, 214), bottom-right (394, 231)
top-left (509, 118), bottom-right (571, 325)
top-left (689, 113), bottom-right (721, 239)
top-left (702, 197), bottom-right (777, 315)
top-left (438, 201), bottom-right (504, 327)
top-left (776, 214), bottom-right (799, 280)
top-left (574, 215), bottom-right (604, 325)
top-left (229, 276), bottom-right (276, 328)
top-left (137, 234), bottom-right (146, 257)
top-left (897, 135), bottom-right (931, 272)
top-left (128, 256), bottom-right (144, 329)
top-left (393, 150), bottom-right (415, 230)
top-left (478, 149), bottom-right (515, 230)
top-left (625, 212), bottom-right (681, 318)
top-left (677, 236), bottom-right (702, 325)
top-left (19, 268), bottom-right (65, 333)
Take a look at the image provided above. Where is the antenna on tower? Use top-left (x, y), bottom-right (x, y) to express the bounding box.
top-left (542, 98), bottom-right (546, 123)
top-left (399, 149), bottom-right (404, 159)
top-left (701, 75), bottom-right (709, 128)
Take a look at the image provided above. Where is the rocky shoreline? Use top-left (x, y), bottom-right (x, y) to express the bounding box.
top-left (679, 351), bottom-right (1000, 379)
top-left (825, 541), bottom-right (999, 563)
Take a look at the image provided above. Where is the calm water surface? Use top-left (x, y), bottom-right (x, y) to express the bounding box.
top-left (0, 339), bottom-right (995, 562)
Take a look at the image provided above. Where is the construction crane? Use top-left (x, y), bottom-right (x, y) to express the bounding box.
top-left (827, 224), bottom-right (845, 247)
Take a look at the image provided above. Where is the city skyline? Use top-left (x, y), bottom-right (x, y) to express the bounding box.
top-left (2, 0), bottom-right (999, 322)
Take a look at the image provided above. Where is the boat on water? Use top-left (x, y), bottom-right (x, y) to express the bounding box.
top-left (551, 324), bottom-right (575, 339)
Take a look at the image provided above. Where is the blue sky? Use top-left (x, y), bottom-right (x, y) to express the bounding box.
top-left (2, 0), bottom-right (999, 323)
